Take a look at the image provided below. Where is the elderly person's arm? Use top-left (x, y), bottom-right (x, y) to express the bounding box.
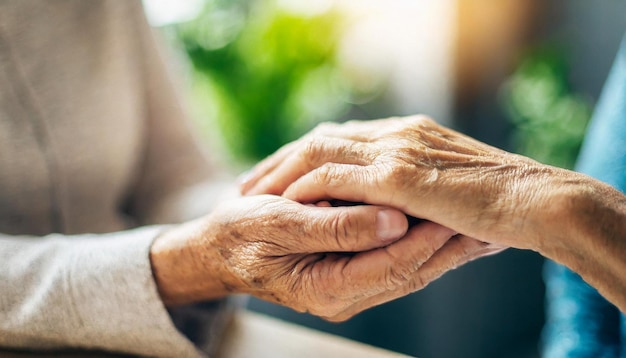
top-left (241, 115), bottom-right (626, 312)
top-left (0, 228), bottom-right (203, 356)
top-left (0, 2), bottom-right (428, 356)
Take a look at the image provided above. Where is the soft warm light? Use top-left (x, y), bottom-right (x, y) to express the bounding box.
top-left (336, 0), bottom-right (456, 122)
top-left (142, 0), bottom-right (205, 26)
top-left (276, 0), bottom-right (334, 17)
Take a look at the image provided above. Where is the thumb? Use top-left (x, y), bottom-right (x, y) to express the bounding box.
top-left (301, 205), bottom-right (409, 253)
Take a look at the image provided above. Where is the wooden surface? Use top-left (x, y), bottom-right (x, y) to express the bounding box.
top-left (0, 310), bottom-right (411, 358)
top-left (217, 311), bottom-right (411, 358)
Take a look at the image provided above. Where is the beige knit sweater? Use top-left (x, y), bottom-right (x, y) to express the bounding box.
top-left (0, 1), bottom-right (229, 356)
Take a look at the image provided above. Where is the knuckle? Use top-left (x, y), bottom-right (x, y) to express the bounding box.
top-left (391, 146), bottom-right (423, 165)
top-left (313, 163), bottom-right (339, 186)
top-left (389, 162), bottom-right (411, 179)
top-left (407, 114), bottom-right (436, 128)
top-left (327, 211), bottom-right (355, 251)
top-left (377, 162), bottom-right (411, 188)
top-left (383, 263), bottom-right (415, 290)
top-left (302, 137), bottom-right (324, 167)
top-left (405, 274), bottom-right (427, 293)
top-left (345, 141), bottom-right (362, 160)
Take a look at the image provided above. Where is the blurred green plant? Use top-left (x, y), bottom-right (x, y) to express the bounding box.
top-left (175, 0), bottom-right (355, 163)
top-left (502, 49), bottom-right (592, 169)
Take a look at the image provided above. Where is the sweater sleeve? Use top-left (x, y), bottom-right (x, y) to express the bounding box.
top-left (0, 226), bottom-right (206, 357)
top-left (0, 3), bottom-right (236, 356)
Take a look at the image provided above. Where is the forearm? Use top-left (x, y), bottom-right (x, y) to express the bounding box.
top-left (537, 172), bottom-right (626, 311)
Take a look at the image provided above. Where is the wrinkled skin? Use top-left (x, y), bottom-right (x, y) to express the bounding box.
top-left (152, 115), bottom-right (626, 319)
top-left (151, 194), bottom-right (483, 321)
top-left (240, 115), bottom-right (626, 312)
top-left (241, 115), bottom-right (559, 250)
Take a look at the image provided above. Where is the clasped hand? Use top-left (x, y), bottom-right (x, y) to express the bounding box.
top-left (242, 115), bottom-right (555, 250)
top-left (152, 194), bottom-right (477, 321)
top-left (153, 115), bottom-right (626, 320)
top-left (153, 115), bottom-right (542, 321)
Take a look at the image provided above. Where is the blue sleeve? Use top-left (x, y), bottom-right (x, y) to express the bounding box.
top-left (576, 36), bottom-right (626, 190)
top-left (542, 35), bottom-right (626, 358)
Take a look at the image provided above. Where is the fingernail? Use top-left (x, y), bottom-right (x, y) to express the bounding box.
top-left (376, 209), bottom-right (407, 242)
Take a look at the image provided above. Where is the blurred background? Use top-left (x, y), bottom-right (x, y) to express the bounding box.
top-left (143, 0), bottom-right (626, 356)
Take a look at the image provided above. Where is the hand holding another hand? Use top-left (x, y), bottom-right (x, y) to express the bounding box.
top-left (154, 115), bottom-right (625, 320)
top-left (240, 115), bottom-right (568, 252)
top-left (151, 195), bottom-right (471, 321)
top-left (239, 115), bottom-right (626, 312)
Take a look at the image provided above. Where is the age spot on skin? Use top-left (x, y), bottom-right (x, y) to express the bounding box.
top-left (229, 229), bottom-right (242, 240)
top-left (251, 276), bottom-right (265, 288)
top-left (267, 292), bottom-right (283, 304)
top-left (221, 279), bottom-right (237, 293)
top-left (218, 247), bottom-right (232, 260)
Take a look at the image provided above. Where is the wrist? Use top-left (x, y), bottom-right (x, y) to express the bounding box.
top-left (535, 171), bottom-right (626, 267)
top-left (149, 218), bottom-right (235, 306)
top-left (535, 173), bottom-right (626, 310)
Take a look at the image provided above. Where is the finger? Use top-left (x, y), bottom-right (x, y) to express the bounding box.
top-left (327, 235), bottom-right (500, 322)
top-left (284, 163), bottom-right (385, 206)
top-left (305, 201), bottom-right (331, 207)
top-left (245, 138), bottom-right (373, 196)
top-left (328, 222), bottom-right (455, 302)
top-left (239, 140), bottom-right (299, 195)
top-left (390, 235), bottom-right (504, 297)
top-left (241, 118), bottom-right (391, 195)
top-left (300, 204), bottom-right (409, 253)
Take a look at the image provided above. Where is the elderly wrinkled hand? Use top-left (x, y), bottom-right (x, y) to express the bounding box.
top-left (240, 115), bottom-right (565, 250)
top-left (150, 194), bottom-right (468, 321)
